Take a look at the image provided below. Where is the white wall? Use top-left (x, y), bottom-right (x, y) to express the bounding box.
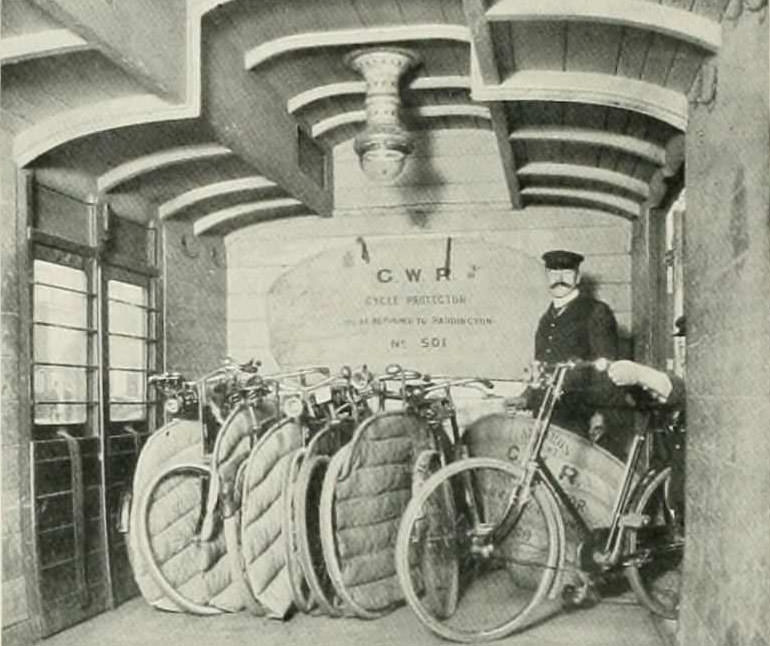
top-left (226, 129), bottom-right (633, 370)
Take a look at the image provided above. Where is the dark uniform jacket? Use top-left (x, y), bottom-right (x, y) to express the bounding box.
top-left (531, 293), bottom-right (621, 439)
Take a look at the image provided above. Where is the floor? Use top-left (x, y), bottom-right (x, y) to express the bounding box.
top-left (39, 595), bottom-right (678, 646)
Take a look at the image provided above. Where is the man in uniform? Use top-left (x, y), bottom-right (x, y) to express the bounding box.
top-left (529, 249), bottom-right (627, 453)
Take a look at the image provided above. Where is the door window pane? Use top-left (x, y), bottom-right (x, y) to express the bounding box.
top-left (32, 261), bottom-right (89, 425)
top-left (33, 325), bottom-right (88, 364)
top-left (108, 336), bottom-right (145, 369)
top-left (34, 285), bottom-right (88, 328)
top-left (108, 279), bottom-right (149, 422)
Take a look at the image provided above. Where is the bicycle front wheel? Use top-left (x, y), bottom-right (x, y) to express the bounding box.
top-left (395, 457), bottom-right (562, 643)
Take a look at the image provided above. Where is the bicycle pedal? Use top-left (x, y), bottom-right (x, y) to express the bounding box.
top-left (562, 583), bottom-right (600, 609)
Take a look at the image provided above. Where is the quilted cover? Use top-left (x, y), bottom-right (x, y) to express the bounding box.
top-left (240, 417), bottom-right (304, 618)
top-left (128, 403), bottom-right (274, 614)
top-left (128, 418), bottom-right (236, 612)
top-left (330, 411), bottom-right (432, 614)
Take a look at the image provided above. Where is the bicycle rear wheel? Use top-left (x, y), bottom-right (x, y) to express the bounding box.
top-left (395, 457), bottom-right (562, 643)
top-left (625, 467), bottom-right (684, 619)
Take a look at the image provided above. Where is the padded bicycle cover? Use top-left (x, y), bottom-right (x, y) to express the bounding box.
top-left (329, 411), bottom-right (432, 613)
top-left (128, 419), bottom-right (240, 612)
top-left (240, 418), bottom-right (304, 618)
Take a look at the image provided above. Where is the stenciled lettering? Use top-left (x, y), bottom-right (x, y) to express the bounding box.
top-left (376, 268), bottom-right (393, 283)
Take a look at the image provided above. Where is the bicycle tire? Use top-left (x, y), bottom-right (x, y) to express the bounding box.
top-left (283, 448), bottom-right (314, 613)
top-left (318, 446), bottom-right (387, 619)
top-left (625, 466), bottom-right (683, 619)
top-left (295, 454), bottom-right (343, 616)
top-left (395, 457), bottom-right (562, 643)
top-left (136, 461), bottom-right (223, 616)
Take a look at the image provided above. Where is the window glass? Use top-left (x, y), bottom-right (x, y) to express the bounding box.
top-left (108, 300), bottom-right (146, 337)
top-left (33, 325), bottom-right (88, 364)
top-left (32, 260), bottom-right (89, 425)
top-left (108, 279), bottom-right (149, 422)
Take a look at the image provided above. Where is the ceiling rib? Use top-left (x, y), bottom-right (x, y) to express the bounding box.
top-left (485, 0), bottom-right (721, 53)
top-left (472, 70), bottom-right (688, 130)
top-left (521, 186), bottom-right (641, 219)
top-left (311, 105), bottom-right (491, 138)
top-left (518, 162), bottom-right (650, 200)
top-left (193, 198), bottom-right (308, 236)
top-left (509, 126), bottom-right (667, 167)
top-left (97, 144), bottom-right (232, 193)
top-left (158, 176), bottom-right (278, 219)
top-left (244, 24), bottom-right (471, 71)
top-left (0, 29), bottom-right (91, 64)
top-left (287, 75), bottom-right (471, 114)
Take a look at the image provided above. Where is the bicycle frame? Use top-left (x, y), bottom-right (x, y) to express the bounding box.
top-left (489, 361), bottom-right (671, 575)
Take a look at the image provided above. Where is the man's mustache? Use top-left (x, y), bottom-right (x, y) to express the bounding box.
top-left (549, 281), bottom-right (571, 288)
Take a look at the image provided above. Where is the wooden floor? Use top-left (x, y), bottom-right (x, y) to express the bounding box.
top-left (38, 596), bottom-right (676, 646)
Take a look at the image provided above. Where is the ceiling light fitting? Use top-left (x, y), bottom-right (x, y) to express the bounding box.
top-left (345, 47), bottom-right (420, 183)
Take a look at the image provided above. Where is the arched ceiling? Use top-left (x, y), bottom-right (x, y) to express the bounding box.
top-left (1, 0), bottom-right (723, 236)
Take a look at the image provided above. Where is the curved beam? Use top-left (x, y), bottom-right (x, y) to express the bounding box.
top-left (509, 126), bottom-right (666, 167)
top-left (244, 24), bottom-right (470, 70)
top-left (311, 105), bottom-right (491, 138)
top-left (287, 75), bottom-right (471, 114)
top-left (521, 186), bottom-right (641, 219)
top-left (0, 29), bottom-right (91, 64)
top-left (193, 198), bottom-right (305, 236)
top-left (97, 144), bottom-right (232, 193)
top-left (518, 162), bottom-right (650, 200)
top-left (13, 96), bottom-right (194, 168)
top-left (472, 70), bottom-right (687, 130)
top-left (486, 0), bottom-right (721, 53)
top-left (158, 176), bottom-right (278, 219)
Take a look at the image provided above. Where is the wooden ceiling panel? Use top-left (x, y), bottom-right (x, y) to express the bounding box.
top-left (162, 185), bottom-right (287, 222)
top-left (194, 200), bottom-right (311, 237)
top-left (511, 141), bottom-right (531, 167)
top-left (664, 41), bottom-right (704, 94)
top-left (615, 27), bottom-right (654, 79)
top-left (489, 22), bottom-right (514, 78)
top-left (557, 138), bottom-right (600, 169)
top-left (640, 34), bottom-right (680, 86)
top-left (513, 101), bottom-right (565, 126)
top-left (510, 22), bottom-right (566, 71)
top-left (395, 0), bottom-right (441, 23)
top-left (414, 40), bottom-right (470, 76)
top-left (438, 0), bottom-right (467, 25)
top-left (690, 0), bottom-right (732, 22)
top-left (521, 189), bottom-right (640, 220)
top-left (565, 23), bottom-right (622, 74)
top-left (210, 0), bottom-right (363, 50)
top-left (2, 51), bottom-right (149, 121)
top-left (33, 119), bottom-right (217, 176)
top-left (613, 150), bottom-right (642, 179)
top-left (519, 172), bottom-right (646, 204)
top-left (114, 156), bottom-right (256, 205)
top-left (253, 50), bottom-right (354, 104)
top-left (1, 0), bottom-right (61, 35)
top-left (350, 0), bottom-right (405, 24)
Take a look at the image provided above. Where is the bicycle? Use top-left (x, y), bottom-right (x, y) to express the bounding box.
top-left (394, 359), bottom-right (684, 642)
top-left (316, 365), bottom-right (495, 619)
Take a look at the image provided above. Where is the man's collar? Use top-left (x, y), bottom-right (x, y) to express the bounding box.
top-left (551, 288), bottom-right (580, 312)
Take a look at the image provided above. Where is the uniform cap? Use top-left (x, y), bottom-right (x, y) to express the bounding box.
top-left (542, 249), bottom-right (584, 270)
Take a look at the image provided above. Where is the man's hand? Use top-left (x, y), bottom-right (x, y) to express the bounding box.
top-left (588, 411), bottom-right (606, 443)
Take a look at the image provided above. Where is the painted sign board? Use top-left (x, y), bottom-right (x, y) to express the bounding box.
top-left (267, 237), bottom-right (550, 379)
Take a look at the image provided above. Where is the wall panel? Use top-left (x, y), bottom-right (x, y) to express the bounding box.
top-left (227, 129), bottom-right (634, 372)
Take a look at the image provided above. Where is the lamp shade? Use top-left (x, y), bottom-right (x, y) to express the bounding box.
top-left (345, 47), bottom-right (420, 183)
